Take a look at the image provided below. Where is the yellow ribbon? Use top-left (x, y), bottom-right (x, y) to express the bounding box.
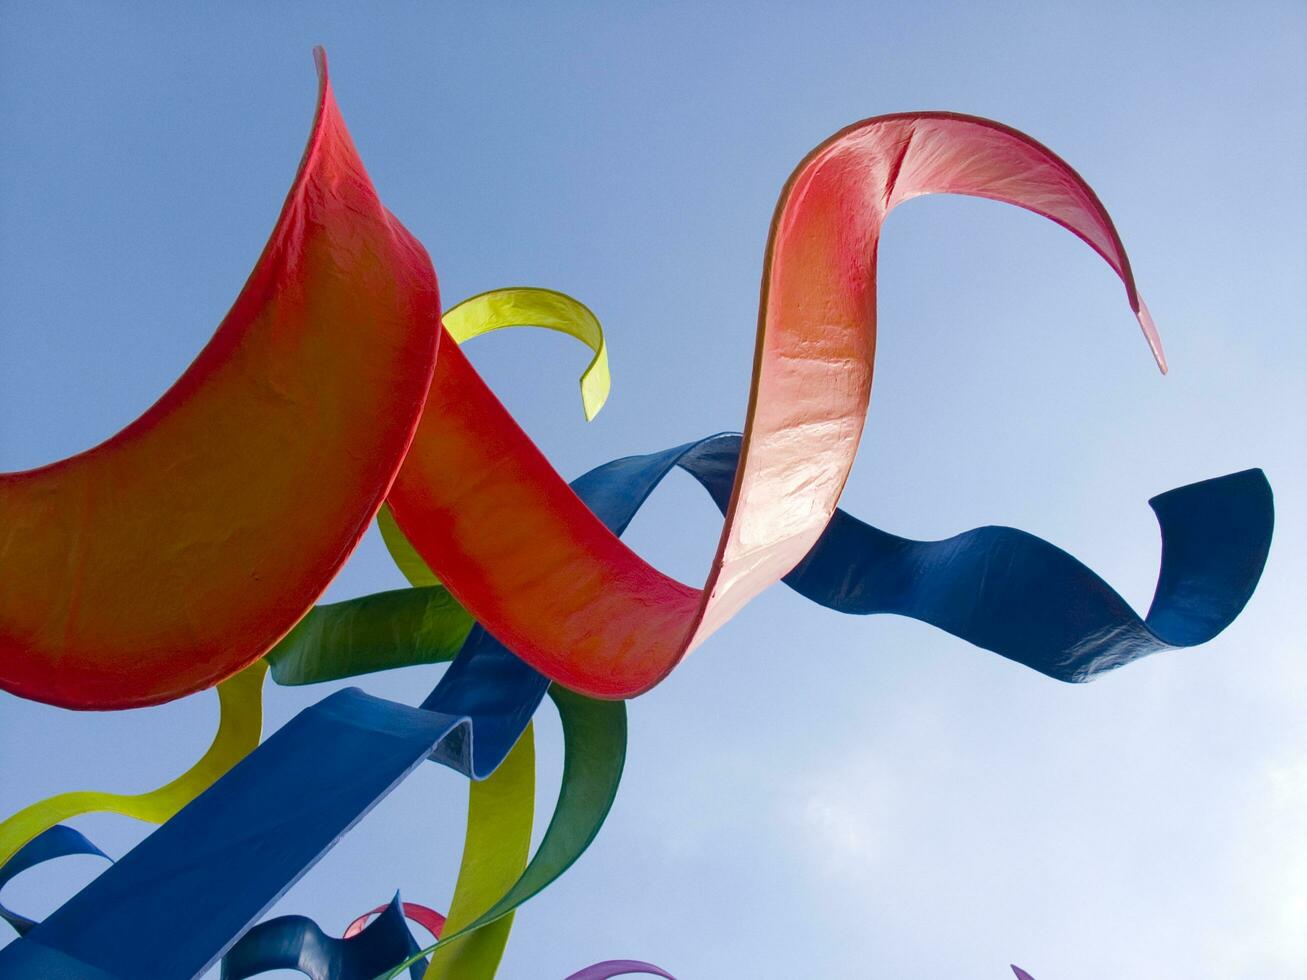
top-left (441, 287), bottom-right (610, 422)
top-left (425, 723), bottom-right (536, 979)
top-left (0, 659), bottom-right (267, 871)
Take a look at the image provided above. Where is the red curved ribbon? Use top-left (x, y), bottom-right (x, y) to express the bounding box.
top-left (0, 50), bottom-right (440, 708)
top-left (343, 901), bottom-right (445, 942)
top-left (388, 113), bottom-right (1162, 699)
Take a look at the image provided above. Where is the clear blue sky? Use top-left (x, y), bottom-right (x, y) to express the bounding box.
top-left (1, 3), bottom-right (1304, 978)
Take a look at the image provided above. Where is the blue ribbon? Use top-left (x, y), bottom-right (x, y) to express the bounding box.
top-left (0, 435), bottom-right (1272, 978)
top-left (219, 894), bottom-right (424, 980)
top-left (0, 826), bottom-right (110, 938)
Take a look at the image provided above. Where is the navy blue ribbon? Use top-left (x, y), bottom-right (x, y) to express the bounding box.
top-left (0, 435), bottom-right (1272, 978)
top-left (0, 827), bottom-right (110, 938)
top-left (219, 894), bottom-right (424, 980)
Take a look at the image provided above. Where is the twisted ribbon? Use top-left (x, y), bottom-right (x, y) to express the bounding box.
top-left (0, 827), bottom-right (110, 937)
top-left (0, 50), bottom-right (1275, 980)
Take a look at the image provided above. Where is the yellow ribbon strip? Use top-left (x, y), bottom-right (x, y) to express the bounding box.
top-left (441, 287), bottom-right (610, 422)
top-left (425, 723), bottom-right (536, 979)
top-left (0, 659), bottom-right (267, 871)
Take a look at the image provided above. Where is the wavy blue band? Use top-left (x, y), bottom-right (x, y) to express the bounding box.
top-left (219, 894), bottom-right (423, 980)
top-left (0, 435), bottom-right (1272, 978)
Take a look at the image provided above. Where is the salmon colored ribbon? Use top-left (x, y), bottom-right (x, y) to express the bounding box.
top-left (388, 112), bottom-right (1164, 699)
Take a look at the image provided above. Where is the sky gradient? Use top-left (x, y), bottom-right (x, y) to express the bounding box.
top-left (1, 3), bottom-right (1304, 978)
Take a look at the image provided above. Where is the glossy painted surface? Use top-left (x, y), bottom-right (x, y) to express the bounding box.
top-left (389, 112), bottom-right (1163, 699)
top-left (0, 59), bottom-right (1168, 709)
top-left (0, 428), bottom-right (1270, 977)
top-left (0, 51), bottom-right (440, 708)
top-left (0, 53), bottom-right (1276, 980)
top-left (669, 434), bottom-right (1273, 679)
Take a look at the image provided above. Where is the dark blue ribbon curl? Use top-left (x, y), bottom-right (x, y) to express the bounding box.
top-left (0, 435), bottom-right (1272, 978)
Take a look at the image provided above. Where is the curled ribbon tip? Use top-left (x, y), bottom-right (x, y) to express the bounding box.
top-left (1135, 297), bottom-right (1167, 373)
top-left (344, 903), bottom-right (445, 942)
top-left (441, 288), bottom-right (611, 422)
top-left (0, 826), bottom-right (111, 937)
